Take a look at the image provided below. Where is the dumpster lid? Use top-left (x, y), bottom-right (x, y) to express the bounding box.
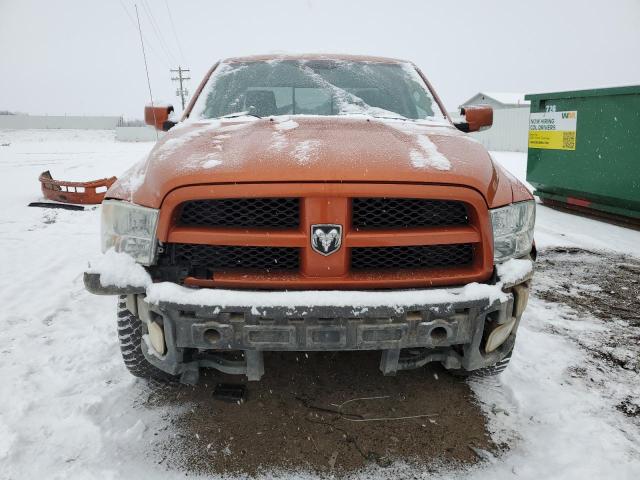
top-left (525, 84), bottom-right (640, 101)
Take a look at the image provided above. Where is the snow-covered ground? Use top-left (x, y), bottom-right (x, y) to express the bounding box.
top-left (0, 130), bottom-right (639, 479)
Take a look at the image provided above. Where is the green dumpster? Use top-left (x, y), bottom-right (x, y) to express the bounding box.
top-left (526, 85), bottom-right (640, 221)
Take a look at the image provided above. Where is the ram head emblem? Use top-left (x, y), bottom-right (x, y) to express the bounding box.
top-left (311, 224), bottom-right (342, 256)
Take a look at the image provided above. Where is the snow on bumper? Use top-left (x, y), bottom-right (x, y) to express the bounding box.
top-left (84, 254), bottom-right (533, 378)
top-left (85, 251), bottom-right (533, 309)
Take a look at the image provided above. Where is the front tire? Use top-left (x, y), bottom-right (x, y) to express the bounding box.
top-left (448, 351), bottom-right (513, 378)
top-left (117, 296), bottom-right (176, 382)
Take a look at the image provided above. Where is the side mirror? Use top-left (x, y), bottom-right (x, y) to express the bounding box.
top-left (454, 105), bottom-right (493, 133)
top-left (144, 105), bottom-right (176, 131)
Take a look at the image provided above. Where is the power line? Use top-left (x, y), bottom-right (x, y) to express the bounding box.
top-left (118, 0), bottom-right (169, 68)
top-left (142, 0), bottom-right (175, 63)
top-left (164, 0), bottom-right (186, 63)
top-left (141, 0), bottom-right (177, 66)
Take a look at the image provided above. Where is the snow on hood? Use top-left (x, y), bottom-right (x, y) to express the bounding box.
top-left (383, 120), bottom-right (452, 170)
top-left (107, 115), bottom-right (513, 208)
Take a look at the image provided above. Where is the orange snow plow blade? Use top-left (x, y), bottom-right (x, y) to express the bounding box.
top-left (39, 170), bottom-right (116, 205)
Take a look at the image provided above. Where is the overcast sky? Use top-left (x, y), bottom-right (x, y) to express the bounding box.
top-left (1, 0), bottom-right (639, 119)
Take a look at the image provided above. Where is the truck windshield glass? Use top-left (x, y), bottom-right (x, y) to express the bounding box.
top-left (191, 60), bottom-right (446, 121)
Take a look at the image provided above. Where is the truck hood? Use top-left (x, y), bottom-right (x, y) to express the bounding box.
top-left (108, 116), bottom-right (519, 208)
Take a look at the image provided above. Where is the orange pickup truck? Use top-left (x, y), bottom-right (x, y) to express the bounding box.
top-left (85, 54), bottom-right (535, 384)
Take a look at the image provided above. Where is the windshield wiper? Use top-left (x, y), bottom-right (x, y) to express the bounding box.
top-left (372, 115), bottom-right (409, 121)
top-left (337, 112), bottom-right (408, 121)
top-left (220, 111), bottom-right (262, 119)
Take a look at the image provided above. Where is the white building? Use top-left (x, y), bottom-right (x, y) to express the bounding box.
top-left (452, 92), bottom-right (531, 152)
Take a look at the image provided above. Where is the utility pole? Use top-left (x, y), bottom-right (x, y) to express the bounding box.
top-left (171, 66), bottom-right (191, 110)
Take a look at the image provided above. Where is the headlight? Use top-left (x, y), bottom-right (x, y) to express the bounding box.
top-left (490, 200), bottom-right (535, 262)
top-left (101, 200), bottom-right (159, 265)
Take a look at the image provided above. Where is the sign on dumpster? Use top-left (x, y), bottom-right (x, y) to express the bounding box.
top-left (528, 110), bottom-right (577, 150)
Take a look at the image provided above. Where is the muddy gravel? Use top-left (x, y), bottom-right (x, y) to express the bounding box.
top-left (535, 247), bottom-right (640, 372)
top-left (535, 247), bottom-right (640, 326)
top-left (534, 246), bottom-right (640, 416)
top-left (146, 352), bottom-right (492, 476)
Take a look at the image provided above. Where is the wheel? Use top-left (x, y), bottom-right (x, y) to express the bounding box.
top-left (117, 296), bottom-right (176, 382)
top-left (447, 351), bottom-right (513, 378)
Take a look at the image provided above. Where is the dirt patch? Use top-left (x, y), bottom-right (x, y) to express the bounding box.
top-left (616, 397), bottom-right (640, 418)
top-left (147, 351), bottom-right (492, 476)
top-left (42, 211), bottom-right (57, 224)
top-left (534, 246), bottom-right (640, 375)
top-left (535, 247), bottom-right (640, 326)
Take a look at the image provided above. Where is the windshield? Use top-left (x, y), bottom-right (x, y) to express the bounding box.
top-left (190, 59), bottom-right (446, 121)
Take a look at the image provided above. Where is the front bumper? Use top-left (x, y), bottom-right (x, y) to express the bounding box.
top-left (84, 263), bottom-right (532, 383)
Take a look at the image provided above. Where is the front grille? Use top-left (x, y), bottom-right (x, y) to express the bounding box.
top-left (352, 198), bottom-right (468, 229)
top-left (161, 191), bottom-right (483, 287)
top-left (351, 244), bottom-right (473, 270)
top-left (168, 244), bottom-right (299, 274)
top-left (179, 198), bottom-right (299, 228)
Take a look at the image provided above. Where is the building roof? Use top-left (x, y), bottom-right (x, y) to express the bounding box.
top-left (462, 92), bottom-right (530, 106)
